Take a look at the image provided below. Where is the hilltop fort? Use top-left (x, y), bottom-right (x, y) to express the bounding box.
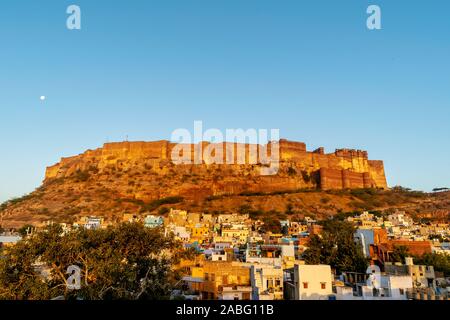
top-left (45, 139), bottom-right (388, 193)
top-left (5, 139), bottom-right (450, 230)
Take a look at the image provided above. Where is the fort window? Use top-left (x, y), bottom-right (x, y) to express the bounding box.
top-left (321, 283), bottom-right (326, 290)
top-left (303, 282), bottom-right (308, 289)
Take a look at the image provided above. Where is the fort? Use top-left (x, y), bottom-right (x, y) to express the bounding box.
top-left (45, 139), bottom-right (388, 191)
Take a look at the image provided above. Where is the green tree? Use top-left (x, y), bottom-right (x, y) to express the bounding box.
top-left (17, 224), bottom-right (34, 237)
top-left (0, 223), bottom-right (185, 300)
top-left (391, 245), bottom-right (410, 263)
top-left (432, 187), bottom-right (449, 192)
top-left (303, 220), bottom-right (368, 274)
top-left (285, 203), bottom-right (294, 215)
top-left (414, 253), bottom-right (450, 277)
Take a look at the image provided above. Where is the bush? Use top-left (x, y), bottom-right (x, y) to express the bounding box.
top-left (301, 170), bottom-right (311, 182)
top-left (144, 196), bottom-right (184, 212)
top-left (287, 167), bottom-right (297, 176)
top-left (74, 170), bottom-right (90, 182)
top-left (158, 207), bottom-right (170, 215)
top-left (238, 204), bottom-right (252, 215)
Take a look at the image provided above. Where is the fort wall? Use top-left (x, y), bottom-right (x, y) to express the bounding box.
top-left (44, 139), bottom-right (388, 190)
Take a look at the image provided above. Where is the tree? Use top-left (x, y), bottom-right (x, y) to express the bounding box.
top-left (0, 223), bottom-right (185, 300)
top-left (17, 224), bottom-right (34, 237)
top-left (414, 253), bottom-right (450, 277)
top-left (285, 203), bottom-right (294, 215)
top-left (391, 245), bottom-right (409, 263)
top-left (432, 187), bottom-right (449, 192)
top-left (303, 220), bottom-right (368, 274)
top-left (287, 167), bottom-right (297, 176)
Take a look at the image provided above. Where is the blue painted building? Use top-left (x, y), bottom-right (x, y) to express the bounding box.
top-left (144, 215), bottom-right (164, 228)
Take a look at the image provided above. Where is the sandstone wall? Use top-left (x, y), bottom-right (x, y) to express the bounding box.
top-left (319, 168), bottom-right (377, 190)
top-left (44, 139), bottom-right (388, 190)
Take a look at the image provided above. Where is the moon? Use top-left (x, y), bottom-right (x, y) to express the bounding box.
top-left (40, 96), bottom-right (46, 101)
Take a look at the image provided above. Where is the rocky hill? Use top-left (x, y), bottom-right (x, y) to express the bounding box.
top-left (0, 140), bottom-right (448, 228)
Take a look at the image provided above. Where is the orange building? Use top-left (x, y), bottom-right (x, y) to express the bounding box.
top-left (371, 239), bottom-right (432, 267)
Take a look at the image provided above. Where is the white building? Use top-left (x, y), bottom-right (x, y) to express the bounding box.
top-left (246, 255), bottom-right (282, 267)
top-left (0, 235), bottom-right (22, 246)
top-left (219, 286), bottom-right (252, 300)
top-left (74, 216), bottom-right (104, 230)
top-left (169, 225), bottom-right (190, 242)
top-left (285, 264), bottom-right (333, 300)
top-left (337, 265), bottom-right (413, 300)
top-left (388, 212), bottom-right (413, 227)
top-left (281, 243), bottom-right (295, 259)
top-left (250, 265), bottom-right (284, 300)
top-left (211, 251), bottom-right (228, 261)
top-left (354, 275), bottom-right (413, 300)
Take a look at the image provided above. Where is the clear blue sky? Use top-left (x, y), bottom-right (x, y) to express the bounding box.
top-left (0, 0), bottom-right (449, 202)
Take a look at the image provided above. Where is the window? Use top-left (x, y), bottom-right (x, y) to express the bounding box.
top-left (321, 282), bottom-right (326, 290)
top-left (303, 282), bottom-right (308, 289)
top-left (399, 289), bottom-right (405, 295)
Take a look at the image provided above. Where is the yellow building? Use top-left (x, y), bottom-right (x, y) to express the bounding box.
top-left (192, 261), bottom-right (252, 300)
top-left (190, 224), bottom-right (211, 243)
top-left (221, 227), bottom-right (249, 244)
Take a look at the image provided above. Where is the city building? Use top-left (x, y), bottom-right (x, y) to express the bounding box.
top-left (250, 264), bottom-right (284, 300)
top-left (284, 264), bottom-right (333, 300)
top-left (144, 215), bottom-right (164, 228)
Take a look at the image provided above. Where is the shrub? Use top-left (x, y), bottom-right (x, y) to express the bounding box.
top-left (158, 207), bottom-right (170, 215)
top-left (74, 170), bottom-right (90, 182)
top-left (287, 167), bottom-right (297, 176)
top-left (301, 170), bottom-right (311, 182)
